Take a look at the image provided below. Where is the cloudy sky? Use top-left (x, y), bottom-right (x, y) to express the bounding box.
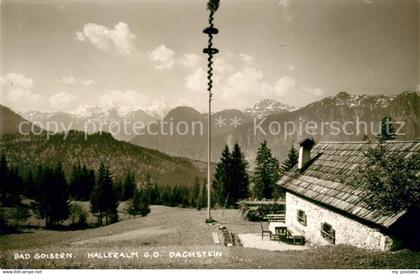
top-left (1, 0), bottom-right (419, 113)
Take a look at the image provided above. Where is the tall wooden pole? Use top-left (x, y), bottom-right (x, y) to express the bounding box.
top-left (203, 0), bottom-right (220, 223)
top-left (207, 85), bottom-right (212, 222)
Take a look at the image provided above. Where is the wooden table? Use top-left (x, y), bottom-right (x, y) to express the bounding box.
top-left (287, 226), bottom-right (305, 245)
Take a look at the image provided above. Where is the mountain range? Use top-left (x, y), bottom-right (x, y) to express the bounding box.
top-left (20, 99), bottom-right (294, 141)
top-left (4, 91), bottom-right (420, 168)
top-left (132, 91), bottom-right (420, 164)
top-left (244, 98), bottom-right (295, 118)
top-left (22, 105), bottom-right (159, 141)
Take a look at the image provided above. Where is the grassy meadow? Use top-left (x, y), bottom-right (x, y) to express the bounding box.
top-left (1, 206), bottom-right (419, 269)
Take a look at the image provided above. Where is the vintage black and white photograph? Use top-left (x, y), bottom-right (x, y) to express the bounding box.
top-left (0, 0), bottom-right (419, 270)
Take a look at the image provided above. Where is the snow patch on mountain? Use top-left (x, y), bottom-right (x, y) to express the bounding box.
top-left (244, 99), bottom-right (295, 118)
top-left (327, 91), bottom-right (398, 109)
top-left (143, 105), bottom-right (172, 120)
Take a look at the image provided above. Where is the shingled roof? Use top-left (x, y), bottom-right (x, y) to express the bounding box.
top-left (278, 141), bottom-right (420, 228)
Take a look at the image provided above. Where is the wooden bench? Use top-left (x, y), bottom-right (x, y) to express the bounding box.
top-left (265, 213), bottom-right (285, 222)
top-left (286, 226), bottom-right (305, 245)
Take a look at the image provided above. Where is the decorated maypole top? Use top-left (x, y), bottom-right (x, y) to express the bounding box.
top-left (203, 0), bottom-right (220, 102)
top-left (203, 0), bottom-right (220, 223)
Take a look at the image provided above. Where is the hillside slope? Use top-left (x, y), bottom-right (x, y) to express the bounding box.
top-left (0, 131), bottom-right (205, 186)
top-left (0, 105), bottom-right (42, 135)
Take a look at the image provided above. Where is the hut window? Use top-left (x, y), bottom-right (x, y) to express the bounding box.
top-left (297, 210), bottom-right (307, 226)
top-left (321, 222), bottom-right (335, 244)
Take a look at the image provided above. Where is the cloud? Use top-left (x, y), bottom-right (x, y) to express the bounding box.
top-left (49, 92), bottom-right (78, 110)
top-left (0, 73), bottom-right (34, 89)
top-left (0, 73), bottom-right (49, 111)
top-left (302, 86), bottom-right (323, 96)
top-left (218, 71), bottom-right (297, 108)
top-left (221, 67), bottom-right (264, 100)
top-left (363, 0), bottom-right (373, 4)
top-left (82, 80), bottom-right (95, 86)
top-left (59, 76), bottom-right (94, 87)
top-left (183, 53), bottom-right (302, 109)
top-left (219, 67), bottom-right (292, 102)
top-left (75, 31), bottom-right (86, 41)
top-left (278, 0), bottom-right (292, 21)
top-left (61, 76), bottom-right (77, 85)
top-left (99, 90), bottom-right (151, 107)
top-left (274, 76), bottom-right (296, 96)
top-left (75, 22), bottom-right (136, 55)
top-left (178, 54), bottom-right (201, 68)
top-left (148, 45), bottom-right (175, 70)
top-left (185, 67), bottom-right (207, 92)
top-left (5, 88), bottom-right (47, 112)
top-left (213, 55), bottom-right (235, 75)
top-left (285, 65), bottom-right (296, 71)
top-left (278, 0), bottom-right (291, 9)
top-left (213, 67), bottom-right (293, 108)
top-left (7, 89), bottom-right (37, 103)
top-left (239, 53), bottom-right (254, 63)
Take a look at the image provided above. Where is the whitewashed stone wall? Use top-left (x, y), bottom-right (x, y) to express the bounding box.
top-left (285, 192), bottom-right (393, 251)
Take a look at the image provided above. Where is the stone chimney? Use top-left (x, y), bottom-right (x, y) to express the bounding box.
top-left (298, 137), bottom-right (315, 170)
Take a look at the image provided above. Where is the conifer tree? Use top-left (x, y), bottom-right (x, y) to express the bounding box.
top-left (32, 163), bottom-right (70, 227)
top-left (0, 154), bottom-right (22, 207)
top-left (70, 164), bottom-right (95, 201)
top-left (90, 163), bottom-right (119, 225)
top-left (190, 177), bottom-right (201, 208)
top-left (141, 173), bottom-right (154, 204)
top-left (212, 145), bottom-right (231, 206)
top-left (81, 164), bottom-right (95, 200)
top-left (253, 141), bottom-right (281, 200)
top-left (161, 186), bottom-right (172, 206)
top-left (0, 154), bottom-right (7, 203)
top-left (126, 186), bottom-right (151, 218)
top-left (213, 144), bottom-right (250, 207)
top-left (70, 164), bottom-right (82, 200)
top-left (378, 116), bottom-right (397, 141)
top-left (49, 162), bottom-right (71, 225)
top-left (12, 204), bottom-right (31, 228)
top-left (0, 154), bottom-right (9, 202)
top-left (181, 186), bottom-right (190, 208)
top-left (24, 170), bottom-right (37, 199)
top-left (229, 143), bottom-right (249, 205)
top-left (122, 172), bottom-right (136, 201)
top-left (114, 179), bottom-right (123, 201)
top-left (171, 186), bottom-right (182, 206)
top-left (138, 194), bottom-right (151, 216)
top-left (126, 188), bottom-right (141, 218)
top-left (147, 182), bottom-right (160, 205)
top-left (280, 145), bottom-right (298, 175)
top-left (31, 165), bottom-right (51, 226)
